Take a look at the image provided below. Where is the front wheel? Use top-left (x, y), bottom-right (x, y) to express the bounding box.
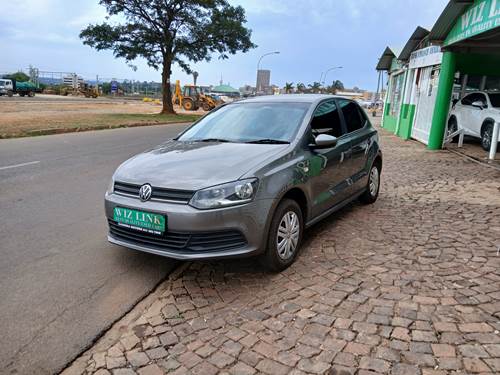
top-left (182, 99), bottom-right (194, 111)
top-left (481, 123), bottom-right (493, 151)
top-left (447, 117), bottom-right (458, 142)
top-left (260, 199), bottom-right (303, 272)
top-left (359, 162), bottom-right (380, 204)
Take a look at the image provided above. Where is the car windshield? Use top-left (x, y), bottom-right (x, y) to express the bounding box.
top-left (489, 93), bottom-right (500, 108)
top-left (177, 102), bottom-right (310, 143)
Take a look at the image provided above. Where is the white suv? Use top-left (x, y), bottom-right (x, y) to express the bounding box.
top-left (448, 91), bottom-right (500, 151)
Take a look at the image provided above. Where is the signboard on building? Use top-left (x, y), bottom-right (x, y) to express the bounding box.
top-left (409, 46), bottom-right (443, 69)
top-left (445, 0), bottom-right (500, 46)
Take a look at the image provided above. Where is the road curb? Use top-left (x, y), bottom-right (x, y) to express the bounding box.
top-left (0, 121), bottom-right (196, 140)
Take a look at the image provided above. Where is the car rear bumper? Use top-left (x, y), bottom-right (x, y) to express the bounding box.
top-left (104, 192), bottom-right (275, 260)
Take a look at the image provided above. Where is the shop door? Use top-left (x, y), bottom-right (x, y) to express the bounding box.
top-left (411, 66), bottom-right (440, 144)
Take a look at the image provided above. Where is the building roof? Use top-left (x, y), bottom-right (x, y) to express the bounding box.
top-left (211, 84), bottom-right (239, 93)
top-left (398, 26), bottom-right (430, 61)
top-left (376, 46), bottom-right (401, 71)
top-left (429, 0), bottom-right (474, 43)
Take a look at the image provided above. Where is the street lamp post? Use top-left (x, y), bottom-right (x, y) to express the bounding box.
top-left (320, 66), bottom-right (343, 88)
top-left (256, 51), bottom-right (280, 93)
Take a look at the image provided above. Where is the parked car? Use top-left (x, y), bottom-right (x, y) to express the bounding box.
top-left (105, 95), bottom-right (382, 271)
top-left (448, 91), bottom-right (500, 151)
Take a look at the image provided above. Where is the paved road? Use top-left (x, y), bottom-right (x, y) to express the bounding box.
top-left (0, 124), bottom-right (190, 375)
top-left (66, 122), bottom-right (500, 375)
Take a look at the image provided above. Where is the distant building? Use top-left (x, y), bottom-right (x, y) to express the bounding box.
top-left (256, 70), bottom-right (270, 92)
top-left (211, 84), bottom-right (240, 98)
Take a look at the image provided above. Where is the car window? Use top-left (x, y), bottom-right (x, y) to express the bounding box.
top-left (338, 99), bottom-right (365, 133)
top-left (310, 100), bottom-right (344, 138)
top-left (461, 93), bottom-right (486, 106)
top-left (489, 93), bottom-right (500, 108)
top-left (177, 102), bottom-right (310, 143)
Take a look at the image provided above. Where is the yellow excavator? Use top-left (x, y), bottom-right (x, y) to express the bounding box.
top-left (172, 80), bottom-right (221, 111)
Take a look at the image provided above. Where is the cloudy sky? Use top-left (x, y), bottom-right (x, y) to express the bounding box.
top-left (0, 0), bottom-right (448, 90)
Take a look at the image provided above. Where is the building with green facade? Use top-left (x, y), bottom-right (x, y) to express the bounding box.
top-left (378, 0), bottom-right (500, 150)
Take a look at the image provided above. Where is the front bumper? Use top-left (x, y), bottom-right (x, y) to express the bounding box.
top-left (104, 192), bottom-right (275, 260)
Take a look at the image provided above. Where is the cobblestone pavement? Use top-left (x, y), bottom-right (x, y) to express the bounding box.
top-left (64, 125), bottom-right (500, 375)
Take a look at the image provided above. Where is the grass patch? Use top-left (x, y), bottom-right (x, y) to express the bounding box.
top-left (0, 112), bottom-right (202, 139)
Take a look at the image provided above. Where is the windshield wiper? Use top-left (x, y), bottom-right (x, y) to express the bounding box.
top-left (245, 139), bottom-right (290, 144)
top-left (193, 138), bottom-right (231, 143)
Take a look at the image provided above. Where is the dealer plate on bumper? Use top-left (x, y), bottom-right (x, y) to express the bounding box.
top-left (113, 207), bottom-right (166, 235)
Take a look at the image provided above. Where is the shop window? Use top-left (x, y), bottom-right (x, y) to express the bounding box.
top-left (389, 73), bottom-right (404, 117)
top-left (465, 75), bottom-right (482, 92)
top-left (485, 76), bottom-right (500, 92)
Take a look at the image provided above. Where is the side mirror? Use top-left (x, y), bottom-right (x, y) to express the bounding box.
top-left (310, 134), bottom-right (338, 149)
top-left (472, 101), bottom-right (486, 109)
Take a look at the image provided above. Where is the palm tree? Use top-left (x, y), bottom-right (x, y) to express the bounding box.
top-left (296, 83), bottom-right (306, 93)
top-left (308, 81), bottom-right (322, 94)
top-left (327, 80), bottom-right (344, 94)
top-left (284, 82), bottom-right (294, 94)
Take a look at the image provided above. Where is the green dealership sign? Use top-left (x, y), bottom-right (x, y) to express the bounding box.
top-left (445, 0), bottom-right (500, 46)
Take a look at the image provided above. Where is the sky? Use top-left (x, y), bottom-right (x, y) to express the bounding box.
top-left (0, 0), bottom-right (449, 91)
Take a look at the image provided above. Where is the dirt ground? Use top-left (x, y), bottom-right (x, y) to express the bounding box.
top-left (0, 95), bottom-right (202, 138)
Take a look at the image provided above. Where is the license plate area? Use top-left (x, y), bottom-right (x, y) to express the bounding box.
top-left (113, 207), bottom-right (166, 235)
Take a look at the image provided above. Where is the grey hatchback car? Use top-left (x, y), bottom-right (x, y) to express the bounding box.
top-left (105, 95), bottom-right (382, 271)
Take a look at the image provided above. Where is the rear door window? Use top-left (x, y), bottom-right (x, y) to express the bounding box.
top-left (337, 99), bottom-right (366, 133)
top-left (310, 100), bottom-right (344, 138)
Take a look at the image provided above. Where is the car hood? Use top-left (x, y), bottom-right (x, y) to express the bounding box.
top-left (114, 140), bottom-right (288, 191)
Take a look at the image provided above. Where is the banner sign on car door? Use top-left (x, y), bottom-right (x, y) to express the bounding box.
top-left (445, 0), bottom-right (500, 46)
top-left (409, 46), bottom-right (443, 69)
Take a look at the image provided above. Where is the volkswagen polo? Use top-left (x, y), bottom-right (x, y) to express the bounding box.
top-left (105, 95), bottom-right (382, 271)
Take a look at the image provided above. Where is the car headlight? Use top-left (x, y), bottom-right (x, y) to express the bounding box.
top-left (189, 179), bottom-right (258, 209)
top-left (106, 177), bottom-right (114, 194)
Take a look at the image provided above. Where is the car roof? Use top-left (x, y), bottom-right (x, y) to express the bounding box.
top-left (236, 94), bottom-right (348, 105)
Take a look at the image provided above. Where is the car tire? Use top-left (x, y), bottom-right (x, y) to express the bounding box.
top-left (359, 161), bottom-right (381, 204)
top-left (447, 117), bottom-right (459, 142)
top-left (481, 123), bottom-right (493, 151)
top-left (260, 199), bottom-right (303, 272)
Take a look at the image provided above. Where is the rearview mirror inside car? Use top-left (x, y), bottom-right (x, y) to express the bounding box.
top-left (310, 134), bottom-right (338, 149)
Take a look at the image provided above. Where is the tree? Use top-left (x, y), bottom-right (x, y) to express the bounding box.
top-left (4, 71), bottom-right (30, 82)
top-left (284, 82), bottom-right (294, 94)
top-left (332, 79), bottom-right (344, 92)
top-left (80, 0), bottom-right (256, 114)
top-left (308, 81), bottom-right (322, 94)
top-left (296, 83), bottom-right (306, 93)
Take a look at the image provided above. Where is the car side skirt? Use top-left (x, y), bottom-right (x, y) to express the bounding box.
top-left (305, 188), bottom-right (365, 228)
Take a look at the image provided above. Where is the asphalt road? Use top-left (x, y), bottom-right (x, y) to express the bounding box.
top-left (0, 124), bottom-right (190, 375)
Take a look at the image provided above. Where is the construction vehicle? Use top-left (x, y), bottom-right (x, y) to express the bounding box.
top-left (59, 83), bottom-right (98, 98)
top-left (172, 80), bottom-right (222, 111)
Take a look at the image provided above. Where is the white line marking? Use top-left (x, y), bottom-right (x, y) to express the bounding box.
top-left (0, 160), bottom-right (40, 171)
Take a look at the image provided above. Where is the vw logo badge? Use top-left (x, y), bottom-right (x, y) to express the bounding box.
top-left (139, 184), bottom-right (152, 201)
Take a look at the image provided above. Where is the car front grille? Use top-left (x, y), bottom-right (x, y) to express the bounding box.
top-left (114, 181), bottom-right (194, 203)
top-left (108, 220), bottom-right (247, 253)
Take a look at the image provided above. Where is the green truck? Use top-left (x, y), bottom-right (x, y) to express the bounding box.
top-left (0, 79), bottom-right (37, 97)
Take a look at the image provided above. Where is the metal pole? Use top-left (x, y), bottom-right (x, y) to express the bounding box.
top-left (489, 121), bottom-right (499, 161)
top-left (321, 66), bottom-right (343, 86)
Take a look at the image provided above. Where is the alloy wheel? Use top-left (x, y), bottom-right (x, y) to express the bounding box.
top-left (369, 166), bottom-right (379, 197)
top-left (276, 211), bottom-right (300, 260)
top-left (482, 126), bottom-right (492, 150)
